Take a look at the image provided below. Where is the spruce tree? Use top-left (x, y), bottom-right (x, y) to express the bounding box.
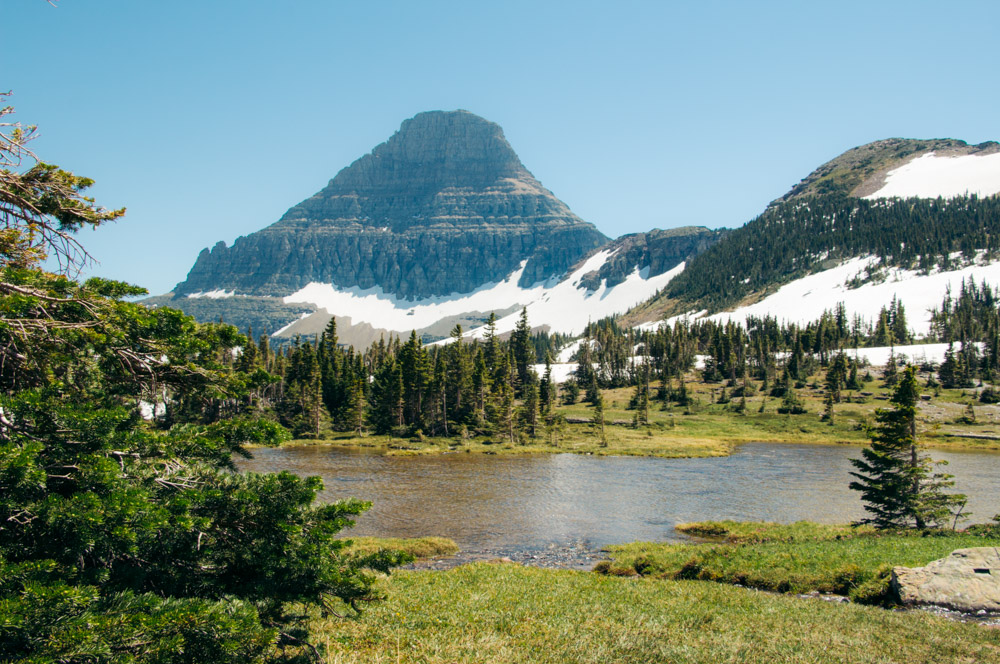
top-left (511, 307), bottom-right (534, 391)
top-left (938, 343), bottom-right (959, 388)
top-left (447, 325), bottom-right (471, 421)
top-left (882, 349), bottom-right (898, 387)
top-left (592, 390), bottom-right (607, 447)
top-left (492, 351), bottom-right (517, 444)
top-left (540, 352), bottom-right (557, 414)
top-left (561, 379), bottom-right (580, 405)
top-left (368, 357), bottom-right (403, 434)
top-left (849, 366), bottom-right (966, 529)
top-left (520, 370), bottom-right (540, 439)
top-left (826, 351), bottom-right (848, 403)
top-left (777, 386), bottom-right (806, 414)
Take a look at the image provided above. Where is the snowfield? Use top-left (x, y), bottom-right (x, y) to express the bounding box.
top-left (530, 343), bottom-right (946, 387)
top-left (864, 151), bottom-right (1000, 200)
top-left (282, 251), bottom-right (685, 337)
top-left (186, 289), bottom-right (237, 299)
top-left (696, 256), bottom-right (1000, 336)
top-left (848, 343), bottom-right (955, 368)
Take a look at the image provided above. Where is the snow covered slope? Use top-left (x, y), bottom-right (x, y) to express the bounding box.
top-left (864, 152), bottom-right (1000, 200)
top-left (700, 256), bottom-right (1000, 335)
top-left (275, 248), bottom-right (685, 339)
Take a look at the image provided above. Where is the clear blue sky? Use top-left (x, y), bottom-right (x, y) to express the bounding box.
top-left (5, 0), bottom-right (999, 294)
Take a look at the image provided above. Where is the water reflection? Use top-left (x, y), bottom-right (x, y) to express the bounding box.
top-left (238, 443), bottom-right (1000, 555)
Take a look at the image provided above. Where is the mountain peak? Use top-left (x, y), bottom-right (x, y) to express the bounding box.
top-left (173, 111), bottom-right (607, 299)
top-left (321, 110), bottom-right (528, 196)
top-left (275, 109), bottom-right (563, 231)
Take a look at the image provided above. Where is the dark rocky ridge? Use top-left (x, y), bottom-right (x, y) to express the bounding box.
top-left (577, 227), bottom-right (726, 291)
top-left (175, 110), bottom-right (608, 300)
top-left (142, 294), bottom-right (318, 338)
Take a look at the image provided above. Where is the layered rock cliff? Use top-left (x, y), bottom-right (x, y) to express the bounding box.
top-left (174, 110), bottom-right (608, 300)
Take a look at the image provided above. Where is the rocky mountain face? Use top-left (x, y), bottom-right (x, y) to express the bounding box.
top-left (174, 110), bottom-right (608, 300)
top-left (576, 227), bottom-right (725, 291)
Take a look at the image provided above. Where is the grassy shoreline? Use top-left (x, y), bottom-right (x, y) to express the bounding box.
top-left (310, 520), bottom-right (1000, 662)
top-left (313, 562), bottom-right (1000, 663)
top-left (270, 375), bottom-right (1000, 458)
top-left (599, 520), bottom-right (1000, 604)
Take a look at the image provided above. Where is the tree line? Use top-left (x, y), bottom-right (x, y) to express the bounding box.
top-left (216, 286), bottom-right (1000, 442)
top-left (662, 193), bottom-right (1000, 311)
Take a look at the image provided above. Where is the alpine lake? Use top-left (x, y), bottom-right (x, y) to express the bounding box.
top-left (237, 442), bottom-right (1000, 569)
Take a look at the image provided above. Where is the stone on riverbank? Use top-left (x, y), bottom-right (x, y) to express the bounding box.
top-left (891, 547), bottom-right (1000, 612)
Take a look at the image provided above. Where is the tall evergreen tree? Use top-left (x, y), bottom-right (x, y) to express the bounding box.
top-left (520, 370), bottom-right (540, 439)
top-left (540, 352), bottom-right (557, 415)
top-left (592, 390), bottom-right (607, 447)
top-left (849, 366), bottom-right (966, 529)
top-left (368, 357), bottom-right (403, 434)
top-left (511, 307), bottom-right (534, 391)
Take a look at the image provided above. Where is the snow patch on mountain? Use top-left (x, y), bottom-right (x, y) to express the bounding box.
top-left (283, 248), bottom-right (684, 337)
top-left (283, 261), bottom-right (548, 333)
top-left (463, 259), bottom-right (685, 338)
top-left (864, 152), bottom-right (1000, 200)
top-left (186, 289), bottom-right (237, 299)
top-left (703, 256), bottom-right (1000, 334)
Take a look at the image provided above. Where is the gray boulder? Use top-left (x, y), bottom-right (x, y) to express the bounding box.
top-left (891, 547), bottom-right (1000, 612)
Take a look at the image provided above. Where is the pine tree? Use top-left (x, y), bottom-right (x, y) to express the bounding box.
top-left (447, 325), bottom-right (471, 421)
top-left (483, 312), bottom-right (499, 374)
top-left (777, 386), bottom-right (806, 414)
top-left (849, 366), bottom-right (966, 529)
top-left (822, 391), bottom-right (835, 425)
top-left (368, 357), bottom-right (403, 434)
top-left (343, 362), bottom-right (367, 436)
top-left (472, 349), bottom-right (490, 423)
top-left (890, 296), bottom-right (910, 345)
top-left (399, 330), bottom-right (430, 429)
top-left (492, 351), bottom-right (517, 444)
top-left (511, 307), bottom-right (534, 391)
top-left (882, 349), bottom-right (898, 387)
top-left (585, 371), bottom-right (601, 405)
top-left (592, 390), bottom-right (607, 447)
top-left (846, 358), bottom-right (862, 391)
top-left (826, 351), bottom-right (848, 403)
top-left (561, 379), bottom-right (580, 405)
top-left (540, 352), bottom-right (557, 414)
top-left (520, 370), bottom-right (540, 439)
top-left (938, 343), bottom-right (960, 388)
top-left (433, 350), bottom-right (449, 436)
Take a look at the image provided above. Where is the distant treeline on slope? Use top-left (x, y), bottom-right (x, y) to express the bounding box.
top-left (662, 194), bottom-right (1000, 311)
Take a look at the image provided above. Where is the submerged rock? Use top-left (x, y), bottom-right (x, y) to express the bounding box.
top-left (891, 547), bottom-right (1000, 612)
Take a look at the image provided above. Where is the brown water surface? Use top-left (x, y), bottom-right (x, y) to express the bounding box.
top-left (238, 443), bottom-right (1000, 566)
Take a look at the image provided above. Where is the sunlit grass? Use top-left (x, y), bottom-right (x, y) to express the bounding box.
top-left (314, 562), bottom-right (1000, 663)
top-left (343, 536), bottom-right (459, 560)
top-left (282, 372), bottom-right (1000, 457)
top-left (599, 521), bottom-right (1000, 603)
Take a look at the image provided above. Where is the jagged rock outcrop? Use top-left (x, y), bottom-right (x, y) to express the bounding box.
top-left (174, 110), bottom-right (608, 300)
top-left (577, 227), bottom-right (725, 291)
